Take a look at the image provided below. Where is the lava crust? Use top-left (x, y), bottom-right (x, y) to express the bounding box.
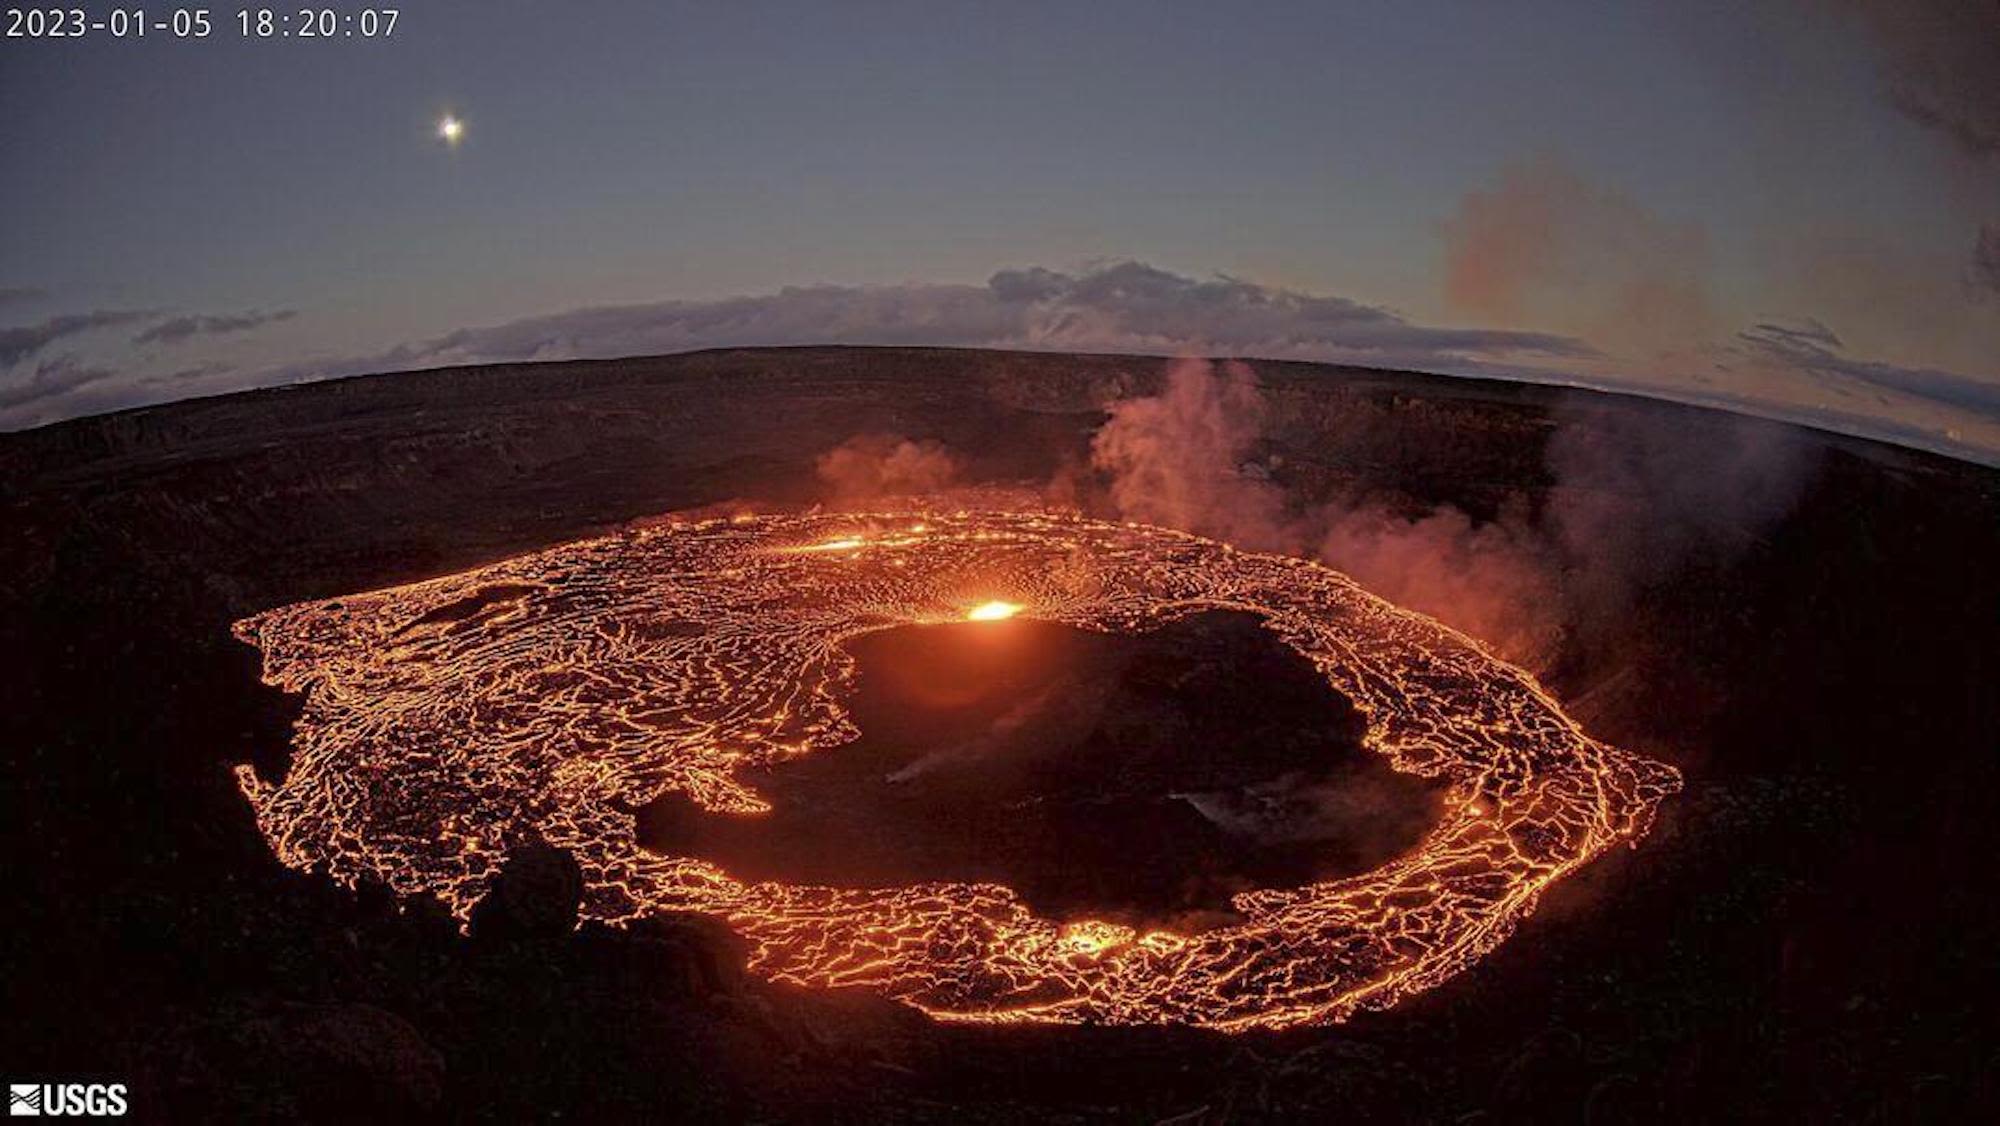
top-left (233, 509), bottom-right (1680, 1031)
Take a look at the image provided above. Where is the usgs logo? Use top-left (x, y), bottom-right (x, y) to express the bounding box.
top-left (8, 1084), bottom-right (127, 1118)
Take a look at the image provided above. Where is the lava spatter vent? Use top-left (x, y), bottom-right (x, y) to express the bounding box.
top-left (232, 510), bottom-right (1680, 1031)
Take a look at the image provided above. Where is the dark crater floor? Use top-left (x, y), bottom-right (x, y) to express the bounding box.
top-left (637, 610), bottom-right (1442, 926)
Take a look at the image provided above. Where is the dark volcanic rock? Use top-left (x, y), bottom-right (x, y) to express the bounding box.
top-left (140, 1001), bottom-right (443, 1123)
top-left (4, 347), bottom-right (1996, 1121)
top-left (468, 838), bottom-right (584, 942)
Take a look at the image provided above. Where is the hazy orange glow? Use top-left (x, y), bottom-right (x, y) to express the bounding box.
top-left (965, 599), bottom-right (1023, 621)
top-left (793, 535), bottom-right (866, 553)
top-left (232, 509), bottom-right (1679, 1031)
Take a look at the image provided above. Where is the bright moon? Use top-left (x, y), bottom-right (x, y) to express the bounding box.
top-left (437, 115), bottom-right (464, 145)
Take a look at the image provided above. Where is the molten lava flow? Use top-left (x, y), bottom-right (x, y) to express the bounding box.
top-left (232, 510), bottom-right (1679, 1031)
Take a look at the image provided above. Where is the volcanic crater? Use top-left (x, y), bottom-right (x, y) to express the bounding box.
top-left (637, 611), bottom-right (1446, 930)
top-left (227, 509), bottom-right (1679, 1029)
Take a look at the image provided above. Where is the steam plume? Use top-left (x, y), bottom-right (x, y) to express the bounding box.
top-left (1086, 357), bottom-right (1815, 669)
top-left (1089, 358), bottom-right (1296, 553)
top-left (1443, 155), bottom-right (1718, 362)
top-left (816, 433), bottom-right (961, 505)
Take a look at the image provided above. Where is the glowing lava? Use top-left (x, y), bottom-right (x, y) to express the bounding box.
top-left (232, 510), bottom-right (1679, 1031)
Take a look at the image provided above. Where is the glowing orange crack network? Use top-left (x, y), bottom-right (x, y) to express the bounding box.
top-left (232, 510), bottom-right (1680, 1031)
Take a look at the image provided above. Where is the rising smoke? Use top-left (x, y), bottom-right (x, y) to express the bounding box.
top-left (815, 433), bottom-right (962, 506)
top-left (1083, 357), bottom-right (1816, 669)
top-left (1087, 359), bottom-right (1295, 554)
top-left (799, 354), bottom-right (1816, 670)
top-left (1442, 154), bottom-right (1719, 365)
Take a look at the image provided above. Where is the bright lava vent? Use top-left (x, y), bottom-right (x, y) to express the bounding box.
top-left (232, 510), bottom-right (1679, 1031)
top-left (964, 599), bottom-right (1023, 621)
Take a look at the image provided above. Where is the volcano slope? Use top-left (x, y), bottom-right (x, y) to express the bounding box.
top-left (3, 346), bottom-right (1996, 1120)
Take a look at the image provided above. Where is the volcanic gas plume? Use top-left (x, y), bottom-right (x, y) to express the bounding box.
top-left (232, 510), bottom-right (1679, 1031)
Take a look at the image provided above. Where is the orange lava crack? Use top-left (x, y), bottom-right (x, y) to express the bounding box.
top-left (232, 509), bottom-right (1680, 1031)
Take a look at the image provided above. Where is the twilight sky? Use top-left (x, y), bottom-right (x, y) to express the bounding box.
top-left (3, 1), bottom-right (1996, 461)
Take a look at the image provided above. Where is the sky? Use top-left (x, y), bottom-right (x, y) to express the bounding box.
top-left (3, 0), bottom-right (1996, 461)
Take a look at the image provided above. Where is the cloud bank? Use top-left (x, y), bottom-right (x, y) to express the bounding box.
top-left (315, 261), bottom-right (1592, 386)
top-left (1737, 319), bottom-right (2000, 416)
top-left (0, 355), bottom-right (119, 411)
top-left (0, 310), bottom-right (151, 368)
top-left (133, 309), bottom-right (297, 346)
top-left (2, 258), bottom-right (1996, 465)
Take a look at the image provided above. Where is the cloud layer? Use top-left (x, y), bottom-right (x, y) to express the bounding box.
top-left (0, 355), bottom-right (117, 411)
top-left (3, 258), bottom-right (1996, 465)
top-left (1738, 319), bottom-right (2000, 415)
top-left (0, 310), bottom-right (150, 368)
top-left (133, 309), bottom-right (297, 346)
top-left (321, 261), bottom-right (1593, 385)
